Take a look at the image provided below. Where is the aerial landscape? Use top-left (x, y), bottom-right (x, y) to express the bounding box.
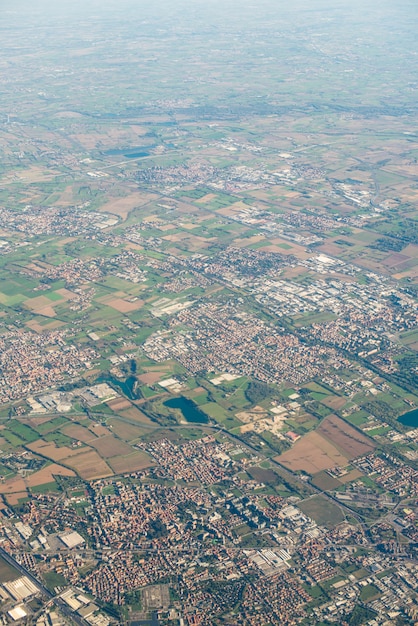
top-left (0, 0), bottom-right (417, 624)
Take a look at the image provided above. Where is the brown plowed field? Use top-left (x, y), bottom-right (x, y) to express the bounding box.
top-left (64, 450), bottom-right (113, 480)
top-left (317, 414), bottom-right (375, 458)
top-left (88, 435), bottom-right (133, 458)
top-left (277, 431), bottom-right (349, 474)
top-left (107, 398), bottom-right (132, 411)
top-left (278, 414), bottom-right (375, 475)
top-left (26, 464), bottom-right (75, 486)
top-left (120, 407), bottom-right (155, 425)
top-left (63, 424), bottom-right (97, 443)
top-left (28, 440), bottom-right (84, 461)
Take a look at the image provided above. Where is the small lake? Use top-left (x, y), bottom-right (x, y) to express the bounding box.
top-left (164, 396), bottom-right (208, 424)
top-left (398, 407), bottom-right (418, 427)
top-left (104, 147), bottom-right (151, 158)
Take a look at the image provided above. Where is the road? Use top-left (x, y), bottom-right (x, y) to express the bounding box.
top-left (0, 546), bottom-right (89, 626)
top-left (35, 406), bottom-right (370, 527)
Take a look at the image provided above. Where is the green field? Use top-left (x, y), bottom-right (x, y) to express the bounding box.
top-left (0, 557), bottom-right (19, 584)
top-left (299, 496), bottom-right (345, 529)
top-left (359, 584), bottom-right (381, 602)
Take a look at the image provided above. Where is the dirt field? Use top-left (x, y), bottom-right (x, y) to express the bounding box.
top-left (88, 435), bottom-right (133, 458)
top-left (118, 407), bottom-right (155, 425)
top-left (383, 253), bottom-right (410, 268)
top-left (64, 450), bottom-right (113, 480)
top-left (26, 415), bottom-right (61, 428)
top-left (106, 298), bottom-right (144, 313)
top-left (270, 238), bottom-right (309, 258)
top-left (0, 477), bottom-right (27, 496)
top-left (26, 319), bottom-right (65, 332)
top-left (56, 184), bottom-right (75, 206)
top-left (88, 424), bottom-right (113, 437)
top-left (179, 222), bottom-right (199, 230)
top-left (277, 430), bottom-right (350, 474)
top-left (56, 287), bottom-right (79, 300)
top-left (108, 451), bottom-right (154, 474)
top-left (339, 469), bottom-right (363, 484)
top-left (0, 464), bottom-right (75, 503)
top-left (317, 414), bottom-right (375, 459)
top-left (236, 407), bottom-right (268, 424)
top-left (1, 166), bottom-right (60, 184)
top-left (138, 372), bottom-right (165, 384)
top-left (5, 492), bottom-right (28, 506)
top-left (216, 204), bottom-right (247, 217)
top-left (24, 296), bottom-right (56, 317)
top-left (107, 398), bottom-right (132, 411)
top-left (28, 440), bottom-right (83, 461)
top-left (279, 415), bottom-right (374, 475)
top-left (280, 266), bottom-right (309, 279)
top-left (321, 396), bottom-right (348, 411)
top-left (196, 193), bottom-right (217, 203)
top-left (108, 419), bottom-right (148, 441)
top-left (98, 192), bottom-right (159, 219)
top-left (63, 424), bottom-right (97, 443)
top-left (233, 235), bottom-right (266, 247)
top-left (26, 464), bottom-right (75, 486)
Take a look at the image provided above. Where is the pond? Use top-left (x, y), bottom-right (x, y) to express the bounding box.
top-left (398, 407), bottom-right (418, 427)
top-left (104, 147), bottom-right (151, 158)
top-left (164, 396), bottom-right (209, 424)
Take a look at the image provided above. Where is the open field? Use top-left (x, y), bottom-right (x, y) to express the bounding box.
top-left (317, 414), bottom-right (375, 459)
top-left (277, 431), bottom-right (350, 474)
top-left (311, 471), bottom-right (342, 491)
top-left (23, 295), bottom-right (57, 317)
top-left (107, 397), bottom-right (133, 411)
top-left (26, 318), bottom-right (66, 332)
top-left (299, 496), bottom-right (345, 529)
top-left (63, 424), bottom-right (98, 443)
top-left (321, 396), bottom-right (348, 411)
top-left (64, 450), bottom-right (113, 480)
top-left (278, 414), bottom-right (375, 474)
top-left (0, 557), bottom-right (19, 583)
top-left (0, 464), bottom-right (75, 501)
top-left (28, 440), bottom-right (85, 461)
top-left (89, 424), bottom-right (113, 437)
top-left (98, 192), bottom-right (159, 219)
top-left (118, 406), bottom-right (155, 425)
top-left (138, 372), bottom-right (165, 384)
top-left (26, 464), bottom-right (75, 486)
top-left (108, 450), bottom-right (154, 474)
top-left (4, 492), bottom-right (28, 506)
top-left (0, 477), bottom-right (27, 497)
top-left (247, 467), bottom-right (280, 485)
top-left (106, 297), bottom-right (144, 313)
top-left (88, 435), bottom-right (133, 458)
top-left (108, 419), bottom-right (149, 441)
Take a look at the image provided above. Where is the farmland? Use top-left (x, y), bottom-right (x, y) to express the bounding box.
top-left (277, 415), bottom-right (375, 475)
top-left (0, 1), bottom-right (416, 623)
top-left (277, 431), bottom-right (350, 475)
